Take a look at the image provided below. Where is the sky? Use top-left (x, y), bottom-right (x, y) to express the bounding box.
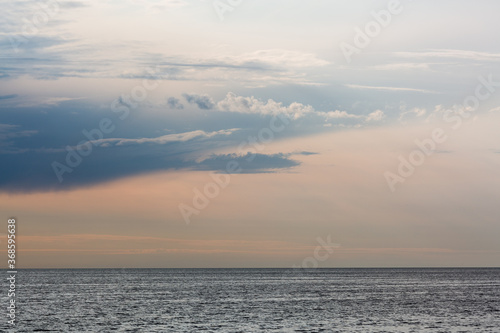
top-left (1, 0), bottom-right (500, 268)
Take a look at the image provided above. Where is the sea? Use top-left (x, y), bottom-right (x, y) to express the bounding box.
top-left (1, 268), bottom-right (499, 332)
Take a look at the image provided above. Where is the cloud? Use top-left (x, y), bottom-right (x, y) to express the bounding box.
top-left (209, 92), bottom-right (384, 124)
top-left (185, 91), bottom-right (383, 125)
top-left (39, 97), bottom-right (83, 107)
top-left (322, 110), bottom-right (362, 119)
top-left (0, 123), bottom-right (38, 143)
top-left (167, 97), bottom-right (184, 109)
top-left (129, 0), bottom-right (188, 10)
top-left (183, 93), bottom-right (215, 110)
top-left (0, 101), bottom-right (308, 192)
top-left (216, 92), bottom-right (314, 119)
top-left (91, 129), bottom-right (239, 147)
top-left (293, 151), bottom-right (318, 156)
top-left (221, 49), bottom-right (330, 69)
top-left (0, 150), bottom-right (300, 192)
top-left (366, 110), bottom-right (385, 122)
top-left (371, 63), bottom-right (431, 71)
top-left (18, 233), bottom-right (314, 256)
top-left (0, 90), bottom-right (389, 193)
top-left (58, 1), bottom-right (90, 9)
top-left (0, 94), bottom-right (18, 100)
top-left (0, 32), bottom-right (328, 86)
top-left (195, 153), bottom-right (301, 173)
top-left (399, 107), bottom-right (427, 123)
top-left (395, 49), bottom-right (500, 62)
top-left (345, 84), bottom-right (436, 94)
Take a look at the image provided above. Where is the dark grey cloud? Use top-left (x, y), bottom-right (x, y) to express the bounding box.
top-left (182, 93), bottom-right (215, 110)
top-left (195, 153), bottom-right (300, 174)
top-left (167, 97), bottom-right (184, 109)
top-left (0, 149), bottom-right (301, 192)
top-left (0, 94), bottom-right (18, 100)
top-left (294, 151), bottom-right (318, 156)
top-left (0, 101), bottom-right (312, 193)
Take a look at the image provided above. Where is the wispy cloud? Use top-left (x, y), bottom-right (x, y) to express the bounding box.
top-left (0, 94), bottom-right (18, 100)
top-left (395, 49), bottom-right (500, 61)
top-left (345, 84), bottom-right (437, 94)
top-left (93, 129), bottom-right (239, 147)
top-left (217, 49), bottom-right (330, 69)
top-left (17, 233), bottom-right (321, 255)
top-left (370, 63), bottom-right (432, 71)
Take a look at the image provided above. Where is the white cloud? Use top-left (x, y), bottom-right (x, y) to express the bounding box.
top-left (345, 84), bottom-right (436, 94)
top-left (216, 93), bottom-right (386, 124)
top-left (216, 92), bottom-right (314, 119)
top-left (395, 49), bottom-right (500, 62)
top-left (399, 107), bottom-right (427, 123)
top-left (224, 49), bottom-right (330, 68)
top-left (366, 110), bottom-right (385, 122)
top-left (323, 110), bottom-right (362, 119)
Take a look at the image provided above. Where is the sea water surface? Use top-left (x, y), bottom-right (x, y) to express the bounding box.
top-left (1, 268), bottom-right (499, 332)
